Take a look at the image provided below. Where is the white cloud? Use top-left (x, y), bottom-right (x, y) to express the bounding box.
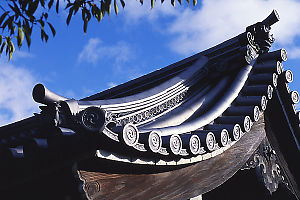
top-left (63, 90), bottom-right (77, 99)
top-left (123, 0), bottom-right (179, 23)
top-left (0, 60), bottom-right (38, 126)
top-left (13, 50), bottom-right (35, 60)
top-left (77, 38), bottom-right (132, 67)
top-left (286, 47), bottom-right (300, 59)
top-left (77, 37), bottom-right (149, 88)
top-left (166, 0), bottom-right (300, 55)
top-left (122, 0), bottom-right (300, 58)
top-left (107, 82), bottom-right (117, 88)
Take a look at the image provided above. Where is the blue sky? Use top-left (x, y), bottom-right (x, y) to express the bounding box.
top-left (0, 0), bottom-right (300, 125)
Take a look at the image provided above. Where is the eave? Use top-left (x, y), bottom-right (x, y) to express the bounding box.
top-left (0, 10), bottom-right (300, 200)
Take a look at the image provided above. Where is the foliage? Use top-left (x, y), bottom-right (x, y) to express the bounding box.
top-left (0, 0), bottom-right (196, 60)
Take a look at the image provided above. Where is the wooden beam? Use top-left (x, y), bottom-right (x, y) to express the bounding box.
top-left (78, 118), bottom-right (266, 200)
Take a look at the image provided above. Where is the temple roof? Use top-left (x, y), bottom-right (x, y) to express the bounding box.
top-left (0, 10), bottom-right (300, 200)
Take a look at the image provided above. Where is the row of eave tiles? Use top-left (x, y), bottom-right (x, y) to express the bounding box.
top-left (96, 49), bottom-right (300, 166)
top-left (0, 49), bottom-right (300, 167)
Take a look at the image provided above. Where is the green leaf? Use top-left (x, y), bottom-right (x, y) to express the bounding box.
top-left (17, 26), bottom-right (24, 48)
top-left (100, 1), bottom-right (106, 17)
top-left (0, 12), bottom-right (9, 26)
top-left (120, 0), bottom-right (125, 8)
top-left (48, 0), bottom-right (54, 9)
top-left (40, 0), bottom-right (45, 8)
top-left (151, 0), bottom-right (154, 8)
top-left (28, 0), bottom-right (39, 15)
top-left (91, 4), bottom-right (96, 16)
top-left (3, 16), bottom-right (14, 32)
top-left (38, 19), bottom-right (45, 27)
top-left (44, 33), bottom-right (49, 42)
top-left (47, 22), bottom-right (56, 37)
top-left (25, 31), bottom-right (31, 47)
top-left (56, 0), bottom-right (60, 13)
top-left (5, 36), bottom-right (15, 60)
top-left (86, 9), bottom-right (91, 21)
top-left (66, 7), bottom-right (74, 25)
top-left (22, 23), bottom-right (32, 48)
top-left (65, 2), bottom-right (73, 9)
top-left (95, 6), bottom-right (103, 22)
top-left (193, 0), bottom-right (197, 6)
top-left (74, 3), bottom-right (80, 15)
top-left (6, 41), bottom-right (9, 55)
top-left (9, 40), bottom-right (15, 60)
top-left (21, 1), bottom-right (29, 11)
top-left (92, 4), bottom-right (102, 22)
top-left (0, 41), bottom-right (6, 54)
top-left (82, 7), bottom-right (90, 33)
top-left (107, 0), bottom-right (111, 16)
top-left (0, 35), bottom-right (2, 46)
top-left (82, 7), bottom-right (86, 21)
top-left (8, 3), bottom-right (20, 16)
top-left (25, 20), bottom-right (31, 33)
top-left (114, 0), bottom-right (118, 15)
top-left (9, 52), bottom-right (13, 60)
top-left (83, 19), bottom-right (88, 34)
top-left (40, 28), bottom-right (44, 41)
top-left (171, 0), bottom-right (175, 6)
top-left (40, 27), bottom-right (49, 42)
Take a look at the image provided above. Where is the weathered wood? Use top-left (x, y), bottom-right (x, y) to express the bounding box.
top-left (265, 92), bottom-right (300, 198)
top-left (78, 118), bottom-right (266, 200)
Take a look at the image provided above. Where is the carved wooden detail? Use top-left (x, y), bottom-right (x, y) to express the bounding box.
top-left (242, 138), bottom-right (291, 194)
